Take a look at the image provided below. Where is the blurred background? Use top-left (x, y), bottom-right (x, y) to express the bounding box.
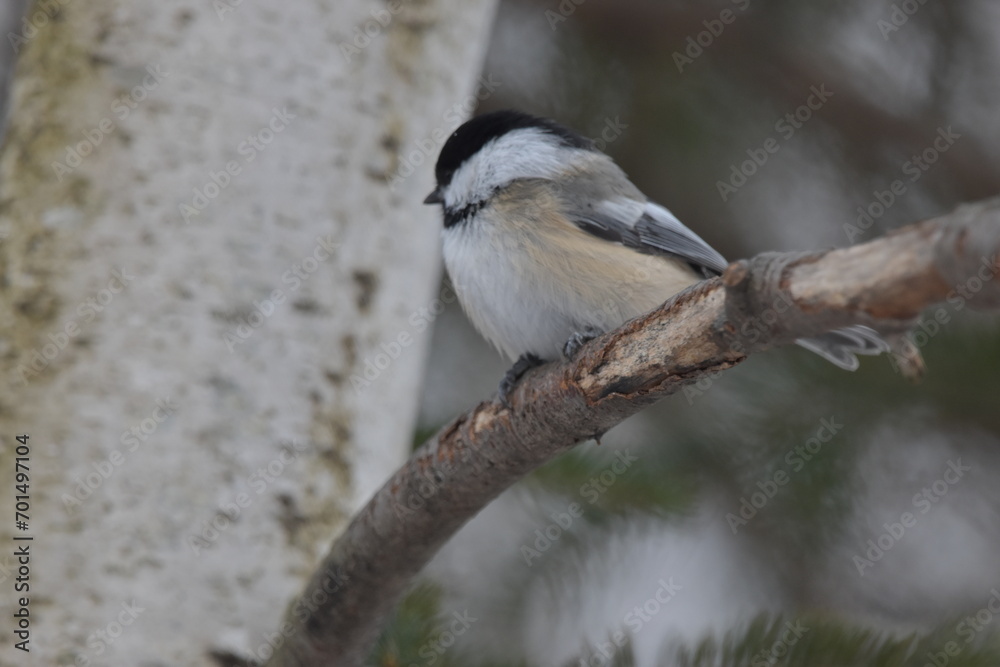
top-left (404, 0), bottom-right (1000, 665)
top-left (2, 0), bottom-right (999, 665)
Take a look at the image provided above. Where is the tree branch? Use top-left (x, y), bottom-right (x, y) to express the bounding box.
top-left (265, 197), bottom-right (1000, 667)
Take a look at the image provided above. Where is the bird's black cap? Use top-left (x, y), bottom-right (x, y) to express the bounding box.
top-left (424, 110), bottom-right (593, 204)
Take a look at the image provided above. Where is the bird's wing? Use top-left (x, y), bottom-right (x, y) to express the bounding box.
top-left (567, 196), bottom-right (730, 277)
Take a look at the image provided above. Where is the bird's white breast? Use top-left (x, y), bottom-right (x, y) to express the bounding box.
top-left (442, 193), bottom-right (700, 362)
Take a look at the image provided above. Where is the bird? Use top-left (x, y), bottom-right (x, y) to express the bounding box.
top-left (423, 109), bottom-right (888, 403)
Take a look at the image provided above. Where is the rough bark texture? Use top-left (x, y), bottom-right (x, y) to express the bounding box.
top-left (0, 0), bottom-right (497, 665)
top-left (266, 197), bottom-right (1000, 667)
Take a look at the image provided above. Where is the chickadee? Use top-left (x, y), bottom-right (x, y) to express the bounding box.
top-left (424, 110), bottom-right (888, 401)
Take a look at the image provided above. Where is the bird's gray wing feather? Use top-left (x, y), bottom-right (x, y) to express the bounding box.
top-left (553, 166), bottom-right (887, 371)
top-left (566, 196), bottom-right (729, 277)
top-left (633, 201), bottom-right (729, 275)
top-left (551, 156), bottom-right (728, 275)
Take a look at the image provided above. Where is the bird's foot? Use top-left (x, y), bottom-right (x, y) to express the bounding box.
top-left (562, 326), bottom-right (603, 360)
top-left (498, 353), bottom-right (545, 409)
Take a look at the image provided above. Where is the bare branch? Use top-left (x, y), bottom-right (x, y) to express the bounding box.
top-left (265, 197), bottom-right (1000, 667)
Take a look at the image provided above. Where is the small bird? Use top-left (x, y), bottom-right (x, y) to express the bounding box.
top-left (424, 110), bottom-right (888, 402)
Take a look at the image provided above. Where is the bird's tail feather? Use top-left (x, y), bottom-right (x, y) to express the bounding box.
top-left (795, 325), bottom-right (890, 371)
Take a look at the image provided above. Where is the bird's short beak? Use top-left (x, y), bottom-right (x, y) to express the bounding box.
top-left (423, 188), bottom-right (443, 205)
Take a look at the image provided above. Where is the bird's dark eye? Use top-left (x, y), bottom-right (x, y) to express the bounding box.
top-left (438, 169), bottom-right (456, 188)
